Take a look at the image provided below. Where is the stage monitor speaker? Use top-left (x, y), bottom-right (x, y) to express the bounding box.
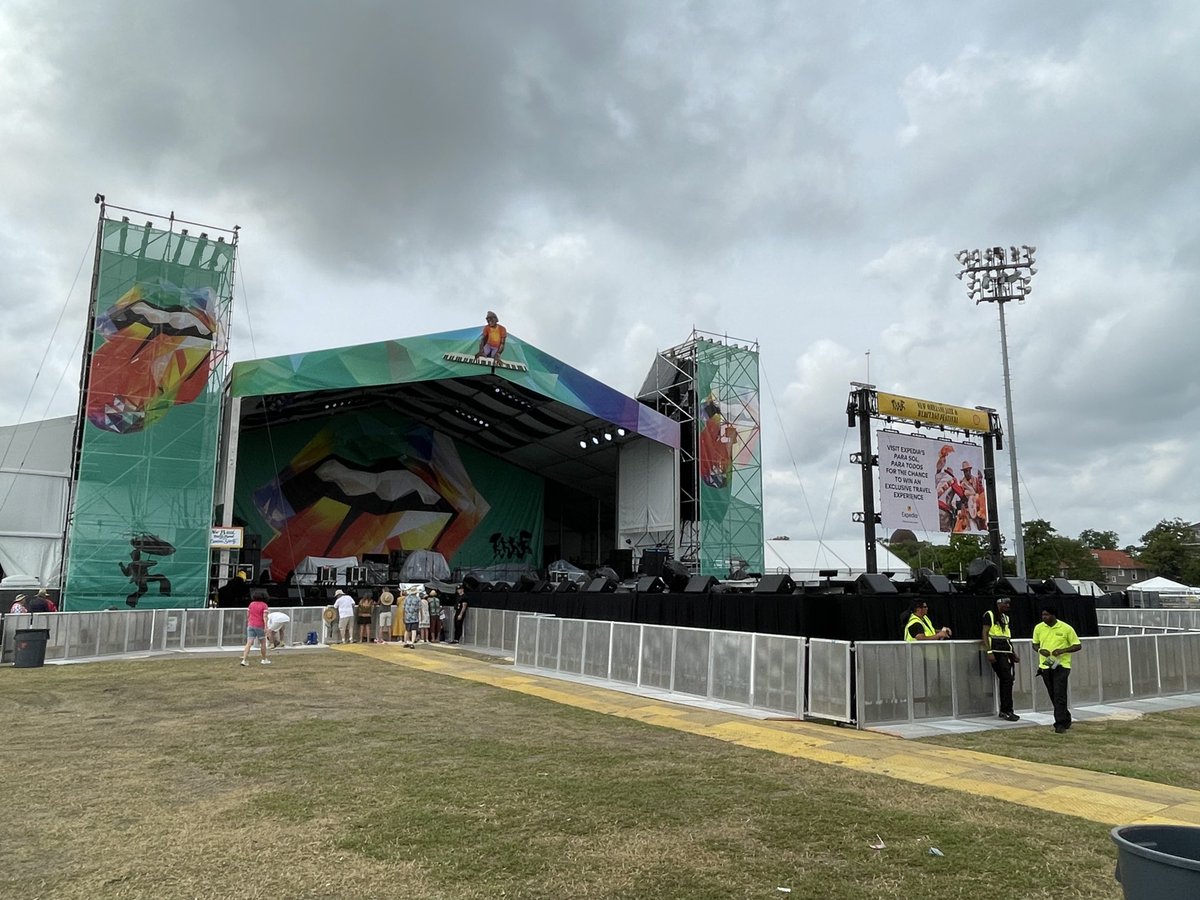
top-left (965, 557), bottom-right (1000, 591)
top-left (462, 574), bottom-right (483, 592)
top-left (1049, 577), bottom-right (1078, 595)
top-left (638, 549), bottom-right (668, 577)
top-left (684, 575), bottom-right (719, 594)
top-left (585, 576), bottom-right (618, 593)
top-left (856, 572), bottom-right (898, 594)
top-left (530, 580), bottom-right (552, 593)
top-left (515, 573), bottom-right (538, 592)
top-left (914, 567), bottom-right (954, 595)
top-left (997, 576), bottom-right (1031, 596)
top-left (754, 574), bottom-right (795, 594)
top-left (606, 549), bottom-right (634, 580)
top-left (555, 578), bottom-right (579, 593)
top-left (663, 559), bottom-right (691, 592)
top-left (636, 576), bottom-right (667, 594)
top-left (491, 581), bottom-right (511, 592)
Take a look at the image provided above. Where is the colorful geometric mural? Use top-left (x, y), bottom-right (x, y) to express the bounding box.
top-left (65, 219), bottom-right (234, 610)
top-left (233, 408), bottom-right (543, 578)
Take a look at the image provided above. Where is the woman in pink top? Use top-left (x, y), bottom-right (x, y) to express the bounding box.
top-left (241, 591), bottom-right (272, 667)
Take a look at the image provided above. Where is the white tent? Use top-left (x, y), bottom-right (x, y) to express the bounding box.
top-left (1129, 576), bottom-right (1194, 593)
top-left (0, 416), bottom-right (74, 587)
top-left (762, 539), bottom-right (912, 583)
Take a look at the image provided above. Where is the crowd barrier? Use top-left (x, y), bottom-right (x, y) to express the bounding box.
top-left (856, 633), bottom-right (1200, 727)
top-left (1097, 608), bottom-right (1200, 631)
top-left (0, 607), bottom-right (328, 664)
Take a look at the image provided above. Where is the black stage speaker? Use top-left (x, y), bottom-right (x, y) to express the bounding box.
top-left (997, 576), bottom-right (1031, 596)
top-left (462, 574), bottom-right (483, 592)
top-left (555, 578), bottom-right (579, 593)
top-left (663, 559), bottom-right (691, 593)
top-left (388, 549), bottom-right (404, 582)
top-left (491, 581), bottom-right (511, 592)
top-left (856, 572), bottom-right (898, 594)
top-left (531, 580), bottom-right (553, 593)
top-left (914, 567), bottom-right (954, 594)
top-left (594, 566), bottom-right (621, 583)
top-left (516, 573), bottom-right (538, 592)
top-left (684, 575), bottom-right (719, 594)
top-left (754, 573), bottom-right (795, 594)
top-left (638, 549), bottom-right (668, 577)
top-left (965, 557), bottom-right (999, 591)
top-left (585, 576), bottom-right (619, 593)
top-left (636, 576), bottom-right (667, 594)
top-left (1037, 577), bottom-right (1078, 596)
top-left (606, 549), bottom-right (634, 580)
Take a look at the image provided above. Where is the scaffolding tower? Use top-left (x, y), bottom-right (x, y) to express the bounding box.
top-left (637, 330), bottom-right (763, 577)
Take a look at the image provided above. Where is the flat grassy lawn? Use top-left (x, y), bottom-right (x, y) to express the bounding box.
top-left (921, 706), bottom-right (1200, 789)
top-left (2, 652), bottom-right (1122, 899)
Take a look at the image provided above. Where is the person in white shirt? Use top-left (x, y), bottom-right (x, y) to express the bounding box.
top-left (267, 611), bottom-right (291, 649)
top-left (333, 589), bottom-right (356, 643)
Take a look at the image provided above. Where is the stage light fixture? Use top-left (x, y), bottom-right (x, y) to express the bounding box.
top-left (616, 427), bottom-right (626, 437)
top-left (591, 435), bottom-right (600, 445)
top-left (954, 241), bottom-right (1038, 578)
top-left (579, 439), bottom-right (587, 449)
top-left (603, 432), bottom-right (612, 441)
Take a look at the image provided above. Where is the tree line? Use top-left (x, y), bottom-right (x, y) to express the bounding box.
top-left (885, 518), bottom-right (1200, 587)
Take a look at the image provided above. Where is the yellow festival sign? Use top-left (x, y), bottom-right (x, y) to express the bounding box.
top-left (876, 392), bottom-right (990, 433)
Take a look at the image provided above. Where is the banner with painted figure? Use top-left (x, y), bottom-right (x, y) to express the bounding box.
top-left (65, 220), bottom-right (234, 610)
top-left (694, 341), bottom-right (764, 577)
top-left (878, 432), bottom-right (987, 535)
top-left (233, 408), bottom-right (543, 580)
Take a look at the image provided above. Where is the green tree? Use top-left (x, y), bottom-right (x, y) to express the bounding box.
top-left (1022, 519), bottom-right (1102, 581)
top-left (883, 534), bottom-right (995, 578)
top-left (1137, 519), bottom-right (1200, 584)
top-left (1078, 529), bottom-right (1119, 550)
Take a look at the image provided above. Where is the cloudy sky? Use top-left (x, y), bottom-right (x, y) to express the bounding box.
top-left (1, 0), bottom-right (1197, 553)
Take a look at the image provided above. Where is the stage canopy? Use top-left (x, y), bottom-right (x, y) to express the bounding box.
top-left (763, 538), bottom-right (913, 583)
top-left (223, 329), bottom-right (679, 580)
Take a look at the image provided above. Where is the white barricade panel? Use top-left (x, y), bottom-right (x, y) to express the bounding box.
top-left (558, 619), bottom-right (585, 675)
top-left (855, 642), bottom-right (911, 726)
top-left (1129, 634), bottom-right (1161, 698)
top-left (672, 628), bottom-right (711, 698)
top-left (640, 625), bottom-right (673, 691)
top-left (582, 621), bottom-right (612, 678)
top-left (807, 638), bottom-right (852, 723)
top-left (754, 635), bottom-right (803, 717)
top-left (536, 618), bottom-right (562, 670)
top-left (610, 623), bottom-right (640, 684)
top-left (710, 632), bottom-right (753, 706)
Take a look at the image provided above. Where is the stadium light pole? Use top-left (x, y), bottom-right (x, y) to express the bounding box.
top-left (955, 245), bottom-right (1037, 579)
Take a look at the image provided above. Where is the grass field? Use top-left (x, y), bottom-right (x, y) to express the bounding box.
top-left (2, 649), bottom-right (1129, 899)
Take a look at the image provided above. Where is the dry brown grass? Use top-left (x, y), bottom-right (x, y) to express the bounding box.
top-left (1, 651), bottom-right (1122, 899)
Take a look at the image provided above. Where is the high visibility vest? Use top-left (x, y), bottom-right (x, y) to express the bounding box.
top-left (904, 614), bottom-right (936, 642)
top-left (984, 610), bottom-right (1013, 655)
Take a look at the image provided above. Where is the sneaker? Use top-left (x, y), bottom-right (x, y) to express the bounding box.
top-left (999, 712), bottom-right (1020, 722)
top-left (239, 659), bottom-right (248, 667)
top-left (261, 659), bottom-right (272, 665)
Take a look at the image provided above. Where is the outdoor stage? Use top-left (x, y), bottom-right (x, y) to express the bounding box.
top-left (464, 590), bottom-right (1100, 643)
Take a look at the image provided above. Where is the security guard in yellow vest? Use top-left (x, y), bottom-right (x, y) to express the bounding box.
top-left (982, 597), bottom-right (1020, 721)
top-left (903, 601), bottom-right (951, 641)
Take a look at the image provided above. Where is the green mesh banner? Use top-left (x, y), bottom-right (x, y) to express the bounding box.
top-left (232, 407), bottom-right (543, 578)
top-left (64, 219), bottom-right (234, 610)
top-left (695, 341), bottom-right (763, 577)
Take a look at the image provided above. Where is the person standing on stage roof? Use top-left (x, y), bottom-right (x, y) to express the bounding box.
top-left (475, 311), bottom-right (507, 362)
top-left (1032, 605), bottom-right (1082, 733)
top-left (903, 600), bottom-right (951, 641)
top-left (982, 597), bottom-right (1020, 721)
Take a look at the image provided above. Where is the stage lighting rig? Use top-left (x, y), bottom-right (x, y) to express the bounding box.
top-left (954, 244), bottom-right (1038, 578)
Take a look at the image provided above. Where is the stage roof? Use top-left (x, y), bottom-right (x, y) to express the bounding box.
top-left (228, 329), bottom-right (679, 497)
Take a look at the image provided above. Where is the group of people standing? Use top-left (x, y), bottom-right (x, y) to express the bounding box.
top-left (330, 585), bottom-right (468, 647)
top-left (904, 598), bottom-right (1082, 732)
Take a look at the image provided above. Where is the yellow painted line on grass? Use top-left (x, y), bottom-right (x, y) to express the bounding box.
top-left (339, 643), bottom-right (1200, 827)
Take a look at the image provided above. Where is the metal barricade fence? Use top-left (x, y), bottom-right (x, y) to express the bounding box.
top-left (458, 607), bottom-right (529, 654)
top-left (511, 615), bottom-right (819, 719)
top-left (1, 607), bottom-right (328, 664)
top-left (1097, 608), bottom-right (1200, 632)
top-left (855, 633), bottom-right (1200, 727)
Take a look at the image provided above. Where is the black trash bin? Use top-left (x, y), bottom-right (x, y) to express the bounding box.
top-left (1112, 824), bottom-right (1200, 898)
top-left (13, 628), bottom-right (50, 668)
